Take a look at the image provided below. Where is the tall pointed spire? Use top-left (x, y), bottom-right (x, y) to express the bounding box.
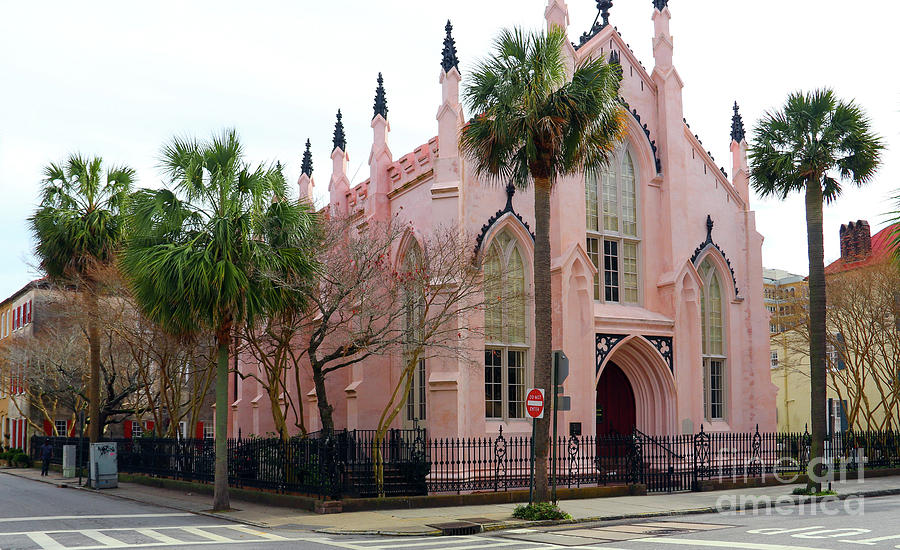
top-left (441, 20), bottom-right (460, 73)
top-left (652, 0), bottom-right (668, 11)
top-left (301, 139), bottom-right (313, 177)
top-left (731, 101), bottom-right (746, 143)
top-left (332, 110), bottom-right (346, 151)
top-left (373, 73), bottom-right (388, 120)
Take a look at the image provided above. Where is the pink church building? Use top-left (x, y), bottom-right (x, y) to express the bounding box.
top-left (230, 0), bottom-right (777, 441)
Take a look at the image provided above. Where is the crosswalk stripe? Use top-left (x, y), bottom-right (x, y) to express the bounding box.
top-left (360, 536), bottom-right (482, 548)
top-left (0, 514), bottom-right (193, 523)
top-left (82, 530), bottom-right (127, 547)
top-left (636, 538), bottom-right (825, 550)
top-left (226, 525), bottom-right (290, 541)
top-left (179, 526), bottom-right (237, 542)
top-left (134, 529), bottom-right (185, 545)
top-left (0, 524), bottom-right (237, 537)
top-left (26, 532), bottom-right (66, 550)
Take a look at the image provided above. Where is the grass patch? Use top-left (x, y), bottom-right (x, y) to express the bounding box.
top-left (512, 502), bottom-right (572, 521)
top-left (791, 487), bottom-right (837, 496)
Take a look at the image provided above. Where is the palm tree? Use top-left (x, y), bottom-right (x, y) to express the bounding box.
top-left (120, 129), bottom-right (318, 511)
top-left (460, 27), bottom-right (626, 502)
top-left (749, 89), bottom-right (883, 491)
top-left (30, 155), bottom-right (134, 444)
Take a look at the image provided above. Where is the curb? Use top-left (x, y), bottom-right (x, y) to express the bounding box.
top-left (0, 469), bottom-right (270, 529)
top-left (315, 488), bottom-right (900, 537)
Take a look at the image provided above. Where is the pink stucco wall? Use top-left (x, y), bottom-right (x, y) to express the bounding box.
top-left (231, 1), bottom-right (777, 439)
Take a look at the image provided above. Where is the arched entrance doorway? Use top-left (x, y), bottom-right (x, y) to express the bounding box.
top-left (595, 361), bottom-right (636, 437)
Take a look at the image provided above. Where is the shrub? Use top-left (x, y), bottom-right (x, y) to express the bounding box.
top-left (792, 487), bottom-right (837, 496)
top-left (12, 452), bottom-right (33, 468)
top-left (512, 502), bottom-right (571, 521)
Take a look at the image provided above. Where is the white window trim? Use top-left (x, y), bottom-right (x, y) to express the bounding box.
top-left (699, 256), bottom-right (728, 422)
top-left (586, 146), bottom-right (642, 305)
top-left (483, 231), bottom-right (531, 422)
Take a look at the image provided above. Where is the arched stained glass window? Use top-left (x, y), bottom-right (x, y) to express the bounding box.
top-left (483, 230), bottom-right (528, 420)
top-left (700, 257), bottom-right (726, 421)
top-left (586, 149), bottom-right (640, 304)
top-left (401, 241), bottom-right (427, 424)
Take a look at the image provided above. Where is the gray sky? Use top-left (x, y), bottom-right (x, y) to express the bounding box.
top-left (0, 0), bottom-right (896, 298)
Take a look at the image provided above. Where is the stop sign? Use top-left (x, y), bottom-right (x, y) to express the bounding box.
top-left (526, 388), bottom-right (545, 419)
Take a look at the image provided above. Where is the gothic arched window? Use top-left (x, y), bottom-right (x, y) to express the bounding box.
top-left (401, 241), bottom-right (426, 424)
top-left (484, 230), bottom-right (527, 420)
top-left (585, 148), bottom-right (640, 304)
top-left (699, 257), bottom-right (726, 421)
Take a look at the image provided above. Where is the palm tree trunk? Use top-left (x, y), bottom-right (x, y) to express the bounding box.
top-left (212, 321), bottom-right (232, 511)
top-left (532, 177), bottom-right (552, 503)
top-left (805, 180), bottom-right (827, 492)
top-left (87, 289), bottom-right (102, 444)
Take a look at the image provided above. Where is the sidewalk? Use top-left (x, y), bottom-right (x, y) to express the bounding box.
top-left (4, 467), bottom-right (900, 535)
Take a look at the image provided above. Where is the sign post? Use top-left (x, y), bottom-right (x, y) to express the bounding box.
top-left (526, 388), bottom-right (544, 505)
top-left (551, 351), bottom-right (569, 503)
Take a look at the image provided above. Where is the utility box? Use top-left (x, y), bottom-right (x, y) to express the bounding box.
top-left (62, 445), bottom-right (76, 478)
top-left (89, 442), bottom-right (118, 489)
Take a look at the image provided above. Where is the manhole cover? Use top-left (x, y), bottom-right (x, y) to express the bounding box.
top-left (458, 517), bottom-right (500, 524)
top-left (426, 521), bottom-right (482, 536)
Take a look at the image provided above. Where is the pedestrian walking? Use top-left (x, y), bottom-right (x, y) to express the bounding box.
top-left (40, 440), bottom-right (53, 476)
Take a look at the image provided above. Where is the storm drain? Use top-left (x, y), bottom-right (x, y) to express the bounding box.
top-left (426, 521), bottom-right (482, 536)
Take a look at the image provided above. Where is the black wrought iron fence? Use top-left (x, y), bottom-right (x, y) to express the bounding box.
top-left (32, 426), bottom-right (900, 499)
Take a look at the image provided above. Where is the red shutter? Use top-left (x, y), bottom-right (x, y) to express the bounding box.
top-left (195, 421), bottom-right (204, 439)
top-left (124, 420), bottom-right (132, 439)
top-left (43, 420), bottom-right (52, 436)
top-left (145, 420), bottom-right (154, 434)
top-left (67, 420), bottom-right (74, 437)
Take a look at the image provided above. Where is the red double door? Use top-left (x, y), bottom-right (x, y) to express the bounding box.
top-left (596, 361), bottom-right (636, 437)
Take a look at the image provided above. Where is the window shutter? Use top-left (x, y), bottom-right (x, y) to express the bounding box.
top-left (145, 420), bottom-right (155, 434)
top-left (839, 400), bottom-right (849, 432)
top-left (26, 300), bottom-right (31, 324)
top-left (836, 333), bottom-right (846, 370)
top-left (67, 420), bottom-right (74, 437)
top-left (124, 420), bottom-right (132, 439)
top-left (43, 420), bottom-right (52, 436)
top-left (195, 421), bottom-right (204, 440)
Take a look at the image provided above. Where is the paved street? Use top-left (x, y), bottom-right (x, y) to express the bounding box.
top-left (5, 471), bottom-right (900, 549)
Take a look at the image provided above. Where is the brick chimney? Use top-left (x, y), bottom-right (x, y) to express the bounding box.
top-left (839, 220), bottom-right (872, 263)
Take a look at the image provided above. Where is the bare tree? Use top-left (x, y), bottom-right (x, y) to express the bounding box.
top-left (788, 262), bottom-right (900, 431)
top-left (1, 284), bottom-right (147, 435)
top-left (370, 225), bottom-right (496, 495)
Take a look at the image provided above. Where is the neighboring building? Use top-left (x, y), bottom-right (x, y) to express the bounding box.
top-left (0, 279), bottom-right (48, 452)
top-left (770, 221), bottom-right (900, 433)
top-left (233, 0), bottom-right (778, 439)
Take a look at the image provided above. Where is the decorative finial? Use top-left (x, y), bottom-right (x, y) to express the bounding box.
top-left (652, 0), bottom-right (668, 11)
top-left (598, 0), bottom-right (613, 27)
top-left (706, 215), bottom-right (714, 241)
top-left (301, 139), bottom-right (313, 177)
top-left (373, 73), bottom-right (388, 120)
top-left (731, 101), bottom-right (746, 143)
top-left (332, 110), bottom-right (346, 151)
top-left (441, 20), bottom-right (460, 73)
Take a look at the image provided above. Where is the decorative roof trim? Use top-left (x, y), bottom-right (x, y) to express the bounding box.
top-left (473, 183), bottom-right (535, 255)
top-left (652, 0), bottom-right (669, 11)
top-left (441, 20), bottom-right (460, 73)
top-left (575, 0), bottom-right (613, 50)
top-left (731, 101), bottom-right (746, 143)
top-left (301, 139), bottom-right (313, 177)
top-left (619, 97), bottom-right (662, 174)
top-left (373, 73), bottom-right (388, 120)
top-left (332, 110), bottom-right (346, 151)
top-left (690, 215), bottom-right (740, 297)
